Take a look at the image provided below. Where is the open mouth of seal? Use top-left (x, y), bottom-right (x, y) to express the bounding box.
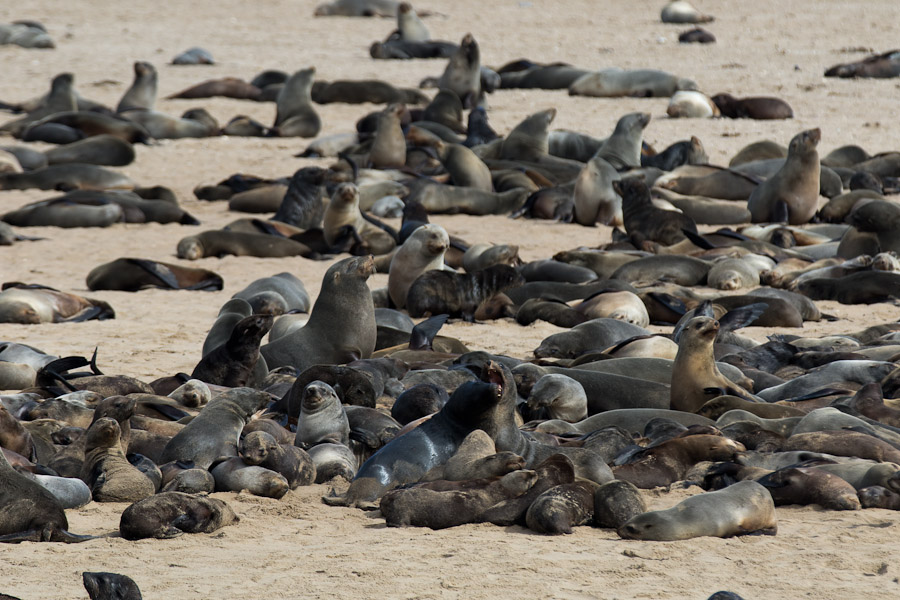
top-left (483, 363), bottom-right (504, 396)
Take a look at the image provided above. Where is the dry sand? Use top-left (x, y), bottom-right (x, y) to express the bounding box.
top-left (1, 0), bottom-right (900, 598)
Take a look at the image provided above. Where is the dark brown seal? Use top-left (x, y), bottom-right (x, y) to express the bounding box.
top-left (593, 480), bottom-right (647, 529)
top-left (711, 93), bottom-right (793, 120)
top-left (612, 434), bottom-right (745, 488)
top-left (525, 481), bottom-right (598, 534)
top-left (82, 572), bottom-right (142, 600)
top-left (119, 491), bottom-right (238, 540)
top-left (86, 258), bottom-right (223, 292)
top-left (825, 50), bottom-right (900, 79)
top-left (757, 466), bottom-right (861, 510)
top-left (191, 314), bottom-right (272, 387)
top-left (406, 265), bottom-right (525, 321)
top-left (615, 177), bottom-right (698, 247)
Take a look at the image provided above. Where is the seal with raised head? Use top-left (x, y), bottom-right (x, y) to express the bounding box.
top-left (323, 182), bottom-right (396, 254)
top-left (191, 314), bottom-right (273, 387)
top-left (116, 61), bottom-right (157, 113)
top-left (261, 256), bottom-right (377, 371)
top-left (388, 223), bottom-right (449, 308)
top-left (159, 388), bottom-right (270, 469)
top-left (80, 417), bottom-right (155, 503)
top-left (595, 112), bottom-right (651, 170)
top-left (119, 491), bottom-right (238, 540)
top-left (573, 155), bottom-right (621, 226)
top-left (294, 380), bottom-right (350, 448)
top-left (436, 33), bottom-right (481, 107)
top-left (272, 67), bottom-right (321, 138)
top-left (748, 128), bottom-right (821, 224)
top-left (618, 480), bottom-right (777, 541)
top-left (616, 177), bottom-right (698, 247)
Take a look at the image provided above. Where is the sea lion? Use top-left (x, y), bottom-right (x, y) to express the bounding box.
top-left (619, 481), bottom-right (776, 541)
top-left (273, 166), bottom-right (328, 229)
top-left (380, 469), bottom-right (539, 529)
top-left (388, 223), bottom-right (449, 308)
top-left (116, 61), bottom-right (157, 113)
top-left (436, 33), bottom-right (481, 107)
top-left (295, 380), bottom-right (350, 448)
top-left (671, 317), bottom-right (757, 412)
top-left (747, 128), bottom-right (821, 224)
top-left (119, 491), bottom-right (238, 540)
top-left (261, 256), bottom-right (377, 371)
top-left (176, 230), bottom-right (313, 260)
top-left (617, 177), bottom-right (698, 247)
top-left (80, 418), bottom-right (155, 502)
top-left (210, 457), bottom-right (289, 498)
top-left (0, 285), bottom-right (115, 324)
top-left (711, 94), bottom-right (794, 120)
top-left (525, 481), bottom-right (599, 534)
top-left (569, 69), bottom-right (698, 98)
top-left (323, 183), bottom-right (396, 254)
top-left (593, 480), bottom-right (647, 529)
top-left (667, 91), bottom-right (719, 118)
top-left (405, 265), bottom-right (525, 320)
top-left (87, 258), bottom-right (223, 292)
top-left (159, 388), bottom-right (270, 469)
top-left (191, 314), bottom-right (272, 387)
top-left (272, 67), bottom-right (321, 138)
top-left (661, 0), bottom-right (714, 23)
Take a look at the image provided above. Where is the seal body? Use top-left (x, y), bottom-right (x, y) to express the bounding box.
top-left (119, 491), bottom-right (238, 540)
top-left (748, 128), bottom-right (821, 224)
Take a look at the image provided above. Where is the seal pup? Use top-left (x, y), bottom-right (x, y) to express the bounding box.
top-left (119, 492), bottom-right (238, 540)
top-left (671, 316), bottom-right (757, 412)
top-left (661, 1), bottom-right (714, 23)
top-left (593, 480), bottom-right (647, 529)
top-left (405, 265), bottom-right (524, 320)
top-left (757, 466), bottom-right (861, 510)
top-left (712, 94), bottom-right (793, 120)
top-left (323, 182), bottom-right (396, 254)
top-left (525, 481), bottom-right (598, 534)
top-left (261, 256), bottom-right (377, 370)
top-left (82, 572), bottom-right (143, 600)
top-left (747, 128), bottom-right (821, 224)
top-left (116, 61), bottom-right (157, 113)
top-left (87, 258), bottom-right (223, 292)
top-left (191, 314), bottom-right (273, 387)
top-left (388, 223), bottom-right (449, 308)
top-left (618, 481), bottom-right (776, 541)
top-left (241, 431), bottom-right (316, 488)
top-left (616, 177), bottom-right (698, 247)
top-left (80, 418), bottom-right (155, 502)
top-left (272, 67), bottom-right (321, 138)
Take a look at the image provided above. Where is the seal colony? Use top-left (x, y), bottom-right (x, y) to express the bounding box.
top-left (1, 0), bottom-right (900, 598)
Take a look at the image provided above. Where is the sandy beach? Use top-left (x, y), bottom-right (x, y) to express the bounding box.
top-left (2, 1), bottom-right (900, 598)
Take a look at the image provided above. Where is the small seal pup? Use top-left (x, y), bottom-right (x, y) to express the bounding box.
top-left (671, 316), bottom-right (757, 412)
top-left (119, 491), bottom-right (238, 540)
top-left (616, 177), bottom-right (698, 247)
top-left (82, 572), bottom-right (143, 600)
top-left (526, 374), bottom-right (587, 422)
top-left (525, 481), bottom-right (599, 534)
top-left (241, 430), bottom-right (316, 488)
top-left (190, 314), bottom-right (273, 387)
top-left (323, 182), bottom-right (396, 254)
top-left (747, 128), bottom-right (821, 224)
top-left (261, 256), bottom-right (377, 370)
top-left (388, 223), bottom-right (449, 308)
top-left (405, 265), bottom-right (524, 320)
top-left (618, 481), bottom-right (777, 541)
top-left (295, 380), bottom-right (350, 448)
top-left (272, 67), bottom-right (321, 138)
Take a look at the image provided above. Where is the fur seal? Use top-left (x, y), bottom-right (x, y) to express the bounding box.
top-left (176, 230), bottom-right (313, 260)
top-left (380, 469), bottom-right (539, 529)
top-left (0, 163), bottom-right (134, 191)
top-left (661, 1), bottom-right (714, 23)
top-left (824, 50), bottom-right (900, 79)
top-left (525, 481), bottom-right (598, 534)
top-left (87, 258), bottom-right (223, 292)
top-left (397, 2), bottom-right (429, 40)
top-left (388, 224), bottom-right (449, 308)
top-left (405, 265), bottom-right (524, 320)
top-left (593, 480), bottom-right (647, 529)
top-left (240, 430), bottom-right (315, 488)
top-left (617, 177), bottom-right (698, 247)
top-left (748, 128), bottom-right (821, 224)
top-left (312, 80), bottom-right (428, 105)
top-left (420, 429), bottom-right (524, 482)
top-left (569, 69), bottom-right (697, 98)
top-left (261, 256), bottom-right (377, 370)
top-left (619, 480), bottom-right (776, 540)
top-left (295, 380), bottom-right (350, 448)
top-left (120, 107), bottom-right (219, 139)
top-left (707, 257), bottom-right (762, 290)
top-left (613, 434), bottom-right (744, 488)
top-left (232, 272), bottom-right (310, 316)
top-left (82, 572), bottom-right (142, 600)
top-left (679, 27), bottom-right (716, 43)
top-left (308, 443), bottom-right (358, 483)
top-left (323, 183), bottom-right (395, 254)
top-left (0, 448), bottom-right (93, 542)
top-left (117, 61), bottom-right (157, 113)
top-left (159, 388), bottom-right (270, 469)
top-left (533, 318), bottom-right (650, 359)
top-left (671, 317), bottom-right (757, 412)
top-left (796, 271), bottom-right (900, 304)
top-left (314, 0), bottom-right (400, 17)
top-left (757, 466), bottom-right (861, 510)
top-left (370, 39), bottom-right (458, 60)
top-left (191, 314), bottom-right (272, 387)
top-left (211, 457), bottom-right (289, 498)
top-left (43, 134), bottom-right (135, 167)
top-left (368, 103), bottom-right (406, 168)
top-left (119, 491), bottom-right (238, 540)
top-left (80, 418), bottom-right (155, 502)
top-left (711, 94), bottom-right (794, 120)
top-left (0, 284), bottom-right (114, 324)
top-left (572, 155), bottom-right (621, 226)
top-left (595, 112), bottom-right (651, 170)
top-left (272, 67), bottom-right (321, 138)
top-left (171, 46), bottom-right (214, 65)
top-left (527, 374), bottom-right (587, 422)
top-left (436, 33), bottom-right (481, 106)
top-left (667, 91), bottom-right (719, 118)
top-left (273, 166), bottom-right (327, 229)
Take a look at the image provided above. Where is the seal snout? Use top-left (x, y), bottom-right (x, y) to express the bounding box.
top-left (806, 128), bottom-right (822, 145)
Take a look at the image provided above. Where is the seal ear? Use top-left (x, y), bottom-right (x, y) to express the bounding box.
top-left (332, 270), bottom-right (341, 285)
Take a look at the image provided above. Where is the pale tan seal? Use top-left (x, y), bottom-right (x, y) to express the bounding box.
top-left (272, 67), bottom-right (321, 138)
top-left (618, 480), bottom-right (776, 541)
top-left (748, 128), bottom-right (821, 224)
top-left (397, 2), bottom-right (429, 41)
top-left (526, 374), bottom-right (587, 422)
top-left (667, 90), bottom-right (720, 118)
top-left (388, 223), bottom-right (449, 308)
top-left (661, 1), bottom-right (714, 24)
top-left (573, 156), bottom-right (621, 226)
top-left (369, 103), bottom-right (406, 169)
top-left (574, 290), bottom-right (650, 327)
top-left (323, 182), bottom-right (396, 254)
top-left (80, 418), bottom-right (155, 503)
